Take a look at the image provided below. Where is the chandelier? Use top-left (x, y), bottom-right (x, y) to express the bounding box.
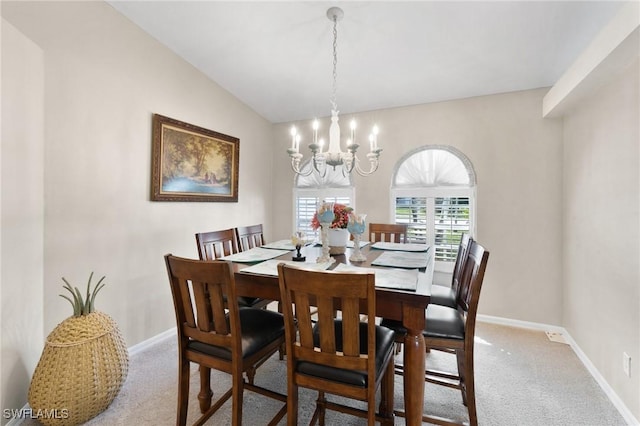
top-left (287, 6), bottom-right (382, 178)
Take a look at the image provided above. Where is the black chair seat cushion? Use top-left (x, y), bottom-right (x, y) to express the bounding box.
top-left (188, 307), bottom-right (284, 360)
top-left (381, 304), bottom-right (465, 341)
top-left (430, 284), bottom-right (456, 308)
top-left (238, 296), bottom-right (264, 308)
top-left (296, 320), bottom-right (395, 387)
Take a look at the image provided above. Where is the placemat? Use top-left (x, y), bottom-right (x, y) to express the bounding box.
top-left (371, 250), bottom-right (430, 269)
top-left (239, 259), bottom-right (335, 276)
top-left (220, 247), bottom-right (290, 263)
top-left (261, 240), bottom-right (296, 250)
top-left (333, 263), bottom-right (418, 291)
top-left (370, 242), bottom-right (430, 252)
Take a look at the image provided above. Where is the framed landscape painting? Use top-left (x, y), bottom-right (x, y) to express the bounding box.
top-left (151, 114), bottom-right (239, 202)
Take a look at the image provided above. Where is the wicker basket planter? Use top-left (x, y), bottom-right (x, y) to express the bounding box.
top-left (28, 311), bottom-right (129, 425)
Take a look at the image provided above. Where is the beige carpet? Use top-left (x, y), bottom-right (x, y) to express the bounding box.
top-left (23, 321), bottom-right (626, 425)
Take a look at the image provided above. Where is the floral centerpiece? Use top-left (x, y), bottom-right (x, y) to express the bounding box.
top-left (313, 203), bottom-right (353, 257)
top-left (311, 203), bottom-right (353, 230)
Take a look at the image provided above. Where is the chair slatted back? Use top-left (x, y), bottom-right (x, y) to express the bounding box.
top-left (278, 264), bottom-right (377, 384)
top-left (195, 229), bottom-right (239, 260)
top-left (164, 255), bottom-right (239, 352)
top-left (235, 224), bottom-right (265, 252)
top-left (456, 241), bottom-right (490, 341)
top-left (368, 223), bottom-right (408, 243)
top-left (451, 233), bottom-right (473, 294)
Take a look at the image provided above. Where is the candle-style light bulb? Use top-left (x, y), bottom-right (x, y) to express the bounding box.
top-left (368, 134), bottom-right (374, 152)
top-left (350, 119), bottom-right (357, 143)
top-left (312, 120), bottom-right (319, 144)
top-left (290, 126), bottom-right (297, 150)
top-left (318, 138), bottom-right (325, 153)
top-left (295, 134), bottom-right (301, 153)
top-left (372, 125), bottom-right (379, 149)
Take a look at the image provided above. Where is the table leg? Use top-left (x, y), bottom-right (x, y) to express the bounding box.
top-left (379, 354), bottom-right (395, 425)
top-left (198, 366), bottom-right (213, 413)
top-left (402, 306), bottom-right (426, 426)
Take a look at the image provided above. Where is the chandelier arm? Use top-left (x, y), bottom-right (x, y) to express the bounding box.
top-left (343, 153), bottom-right (356, 175)
top-left (290, 158), bottom-right (314, 176)
top-left (353, 151), bottom-right (382, 176)
top-left (354, 161), bottom-right (378, 176)
top-left (312, 155), bottom-right (328, 178)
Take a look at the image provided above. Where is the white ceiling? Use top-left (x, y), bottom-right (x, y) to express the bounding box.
top-left (107, 1), bottom-right (625, 123)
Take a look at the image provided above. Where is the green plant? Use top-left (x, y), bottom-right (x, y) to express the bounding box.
top-left (59, 272), bottom-right (106, 317)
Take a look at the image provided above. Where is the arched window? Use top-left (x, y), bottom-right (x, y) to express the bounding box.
top-left (293, 161), bottom-right (355, 238)
top-left (391, 146), bottom-right (476, 273)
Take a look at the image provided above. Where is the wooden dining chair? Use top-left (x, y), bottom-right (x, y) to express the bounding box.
top-left (430, 233), bottom-right (473, 309)
top-left (235, 224), bottom-right (265, 252)
top-left (164, 254), bottom-right (287, 426)
top-left (368, 223), bottom-right (408, 243)
top-left (277, 263), bottom-right (396, 426)
top-left (234, 223), bottom-right (287, 357)
top-left (381, 240), bottom-right (490, 426)
top-left (195, 229), bottom-right (271, 310)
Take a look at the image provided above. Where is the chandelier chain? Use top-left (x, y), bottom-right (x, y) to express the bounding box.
top-left (331, 14), bottom-right (338, 112)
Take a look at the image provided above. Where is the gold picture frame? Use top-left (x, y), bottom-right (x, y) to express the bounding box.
top-left (151, 114), bottom-right (239, 202)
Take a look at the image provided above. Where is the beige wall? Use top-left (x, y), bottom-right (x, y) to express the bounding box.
top-left (562, 59), bottom-right (640, 419)
top-left (1, 1), bottom-right (274, 416)
top-left (274, 88), bottom-right (565, 324)
top-left (1, 18), bottom-right (45, 420)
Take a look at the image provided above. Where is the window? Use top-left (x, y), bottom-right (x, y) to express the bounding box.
top-left (293, 161), bottom-right (355, 238)
top-left (391, 146), bottom-right (476, 272)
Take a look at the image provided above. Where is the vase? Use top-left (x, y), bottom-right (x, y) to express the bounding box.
top-left (327, 228), bottom-right (349, 255)
top-left (28, 311), bottom-right (129, 425)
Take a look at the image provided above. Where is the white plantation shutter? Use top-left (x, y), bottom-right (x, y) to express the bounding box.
top-left (392, 147), bottom-right (476, 273)
top-left (296, 197), bottom-right (319, 237)
top-left (394, 195), bottom-right (471, 265)
top-left (295, 193), bottom-right (352, 238)
top-left (293, 161), bottom-right (354, 238)
top-left (395, 197), bottom-right (428, 243)
top-left (434, 197), bottom-right (470, 262)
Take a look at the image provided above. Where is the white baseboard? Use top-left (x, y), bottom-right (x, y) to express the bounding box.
top-left (6, 415), bottom-right (24, 426)
top-left (478, 314), bottom-right (639, 426)
top-left (478, 313), bottom-right (566, 333)
top-left (127, 327), bottom-right (176, 357)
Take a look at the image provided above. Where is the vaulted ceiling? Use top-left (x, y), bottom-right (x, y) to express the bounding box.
top-left (107, 1), bottom-right (625, 123)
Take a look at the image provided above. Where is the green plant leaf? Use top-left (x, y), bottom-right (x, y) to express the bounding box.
top-left (59, 294), bottom-right (77, 315)
top-left (85, 272), bottom-right (94, 314)
top-left (59, 273), bottom-right (107, 316)
top-left (61, 278), bottom-right (76, 298)
top-left (89, 277), bottom-right (106, 313)
top-left (73, 287), bottom-right (84, 315)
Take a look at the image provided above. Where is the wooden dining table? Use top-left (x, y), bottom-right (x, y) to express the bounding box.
top-left (197, 243), bottom-right (432, 426)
